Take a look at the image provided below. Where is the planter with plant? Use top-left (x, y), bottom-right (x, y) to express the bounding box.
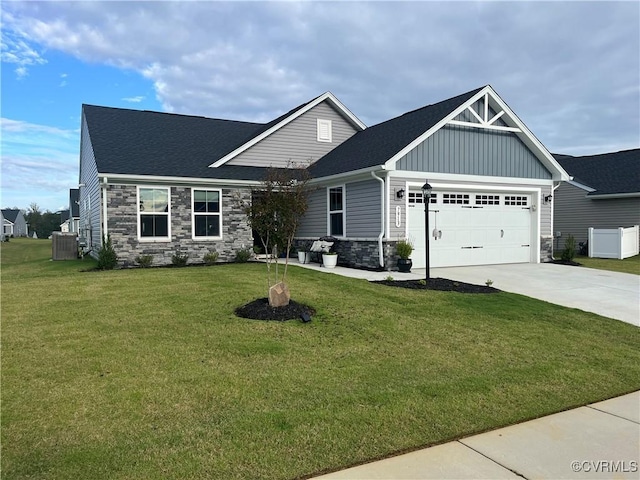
top-left (396, 238), bottom-right (414, 273)
top-left (297, 242), bottom-right (311, 264)
top-left (322, 251), bottom-right (338, 269)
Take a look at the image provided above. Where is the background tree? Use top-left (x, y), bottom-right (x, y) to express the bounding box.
top-left (25, 203), bottom-right (61, 238)
top-left (242, 166), bottom-right (311, 306)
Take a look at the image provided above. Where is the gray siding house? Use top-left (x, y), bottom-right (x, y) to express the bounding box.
top-left (553, 149), bottom-right (639, 246)
top-left (78, 86), bottom-right (570, 269)
top-left (1, 209), bottom-right (29, 237)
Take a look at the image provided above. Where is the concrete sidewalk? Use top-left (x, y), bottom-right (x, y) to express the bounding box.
top-left (313, 391), bottom-right (640, 479)
top-left (290, 261), bottom-right (640, 326)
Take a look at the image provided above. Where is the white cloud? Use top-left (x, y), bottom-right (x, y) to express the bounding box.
top-left (1, 1), bottom-right (639, 155)
top-left (122, 95), bottom-right (145, 103)
top-left (0, 24), bottom-right (47, 78)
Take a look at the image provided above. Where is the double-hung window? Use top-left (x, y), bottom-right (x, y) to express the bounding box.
top-left (328, 186), bottom-right (345, 237)
top-left (192, 189), bottom-right (221, 239)
top-left (138, 187), bottom-right (170, 240)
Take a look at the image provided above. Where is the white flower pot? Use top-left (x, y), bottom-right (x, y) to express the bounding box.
top-left (322, 253), bottom-right (338, 268)
top-left (298, 251), bottom-right (311, 264)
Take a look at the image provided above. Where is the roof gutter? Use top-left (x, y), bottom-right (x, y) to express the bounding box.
top-left (370, 171), bottom-right (386, 268)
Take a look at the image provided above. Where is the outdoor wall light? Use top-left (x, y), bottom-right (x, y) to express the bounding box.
top-left (544, 194), bottom-right (553, 203)
top-left (396, 188), bottom-right (405, 199)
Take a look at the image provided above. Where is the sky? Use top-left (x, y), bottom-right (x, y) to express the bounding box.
top-left (1, 1), bottom-right (639, 213)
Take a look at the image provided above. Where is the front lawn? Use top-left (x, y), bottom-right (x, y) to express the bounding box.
top-left (2, 238), bottom-right (639, 479)
top-left (577, 254), bottom-right (640, 275)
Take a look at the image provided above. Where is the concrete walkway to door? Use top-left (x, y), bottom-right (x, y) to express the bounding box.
top-left (426, 263), bottom-right (639, 326)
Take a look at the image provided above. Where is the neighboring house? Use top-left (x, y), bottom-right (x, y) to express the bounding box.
top-left (1, 209), bottom-right (29, 237)
top-left (69, 189), bottom-right (80, 233)
top-left (79, 85), bottom-right (569, 269)
top-left (60, 209), bottom-right (71, 232)
top-left (553, 149), bottom-right (640, 246)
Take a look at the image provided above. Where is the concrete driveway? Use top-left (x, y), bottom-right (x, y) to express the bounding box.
top-left (428, 263), bottom-right (640, 326)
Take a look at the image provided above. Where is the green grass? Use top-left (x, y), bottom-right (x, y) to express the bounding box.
top-left (2, 238), bottom-right (639, 479)
top-left (577, 254), bottom-right (640, 275)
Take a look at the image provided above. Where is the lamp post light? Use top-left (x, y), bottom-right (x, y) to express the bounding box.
top-left (421, 181), bottom-right (432, 281)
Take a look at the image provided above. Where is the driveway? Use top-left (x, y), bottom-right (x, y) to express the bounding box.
top-left (428, 263), bottom-right (640, 326)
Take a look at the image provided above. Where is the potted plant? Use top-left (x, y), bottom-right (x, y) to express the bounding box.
top-left (396, 238), bottom-right (414, 273)
top-left (322, 251), bottom-right (338, 269)
top-left (297, 242), bottom-right (311, 264)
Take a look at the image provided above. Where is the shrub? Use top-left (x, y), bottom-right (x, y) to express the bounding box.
top-left (171, 250), bottom-right (189, 267)
top-left (396, 239), bottom-right (414, 260)
top-left (135, 255), bottom-right (153, 268)
top-left (235, 248), bottom-right (252, 263)
top-left (97, 234), bottom-right (118, 270)
top-left (561, 234), bottom-right (576, 262)
top-left (203, 250), bottom-right (219, 265)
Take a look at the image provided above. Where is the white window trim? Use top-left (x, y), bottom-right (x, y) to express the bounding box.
top-left (317, 118), bottom-right (332, 143)
top-left (327, 184), bottom-right (346, 237)
top-left (191, 188), bottom-right (223, 240)
top-left (137, 185), bottom-right (171, 242)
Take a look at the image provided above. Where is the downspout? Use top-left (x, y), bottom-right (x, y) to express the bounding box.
top-left (102, 177), bottom-right (108, 241)
top-left (550, 180), bottom-right (562, 258)
top-left (371, 171), bottom-right (385, 268)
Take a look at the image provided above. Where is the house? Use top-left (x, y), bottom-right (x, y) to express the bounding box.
top-left (1, 209), bottom-right (29, 237)
top-left (60, 189), bottom-right (81, 234)
top-left (79, 85), bottom-right (569, 269)
top-left (553, 149), bottom-right (640, 246)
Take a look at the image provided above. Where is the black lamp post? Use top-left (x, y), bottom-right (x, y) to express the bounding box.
top-left (421, 181), bottom-right (432, 281)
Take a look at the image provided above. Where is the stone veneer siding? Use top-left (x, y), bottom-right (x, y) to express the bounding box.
top-left (540, 236), bottom-right (553, 262)
top-left (294, 238), bottom-right (396, 270)
top-left (107, 185), bottom-right (253, 266)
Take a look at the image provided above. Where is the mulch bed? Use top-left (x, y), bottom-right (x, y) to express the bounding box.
top-left (373, 277), bottom-right (500, 294)
top-left (235, 298), bottom-right (316, 321)
top-left (551, 259), bottom-right (582, 266)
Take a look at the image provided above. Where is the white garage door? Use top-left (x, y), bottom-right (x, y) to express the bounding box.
top-left (407, 191), bottom-right (532, 268)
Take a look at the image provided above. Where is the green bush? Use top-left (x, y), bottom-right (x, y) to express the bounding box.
top-left (396, 239), bottom-right (414, 260)
top-left (235, 248), bottom-right (252, 263)
top-left (97, 234), bottom-right (118, 270)
top-left (561, 234), bottom-right (577, 262)
top-left (171, 250), bottom-right (189, 267)
top-left (135, 255), bottom-right (153, 268)
top-left (203, 250), bottom-right (219, 265)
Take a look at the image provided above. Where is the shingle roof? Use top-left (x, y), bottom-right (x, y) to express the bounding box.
top-left (83, 105), bottom-right (272, 179)
top-left (308, 87), bottom-right (485, 177)
top-left (1, 209), bottom-right (21, 223)
top-left (554, 149), bottom-right (639, 195)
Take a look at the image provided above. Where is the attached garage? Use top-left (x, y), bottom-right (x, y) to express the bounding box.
top-left (407, 189), bottom-right (537, 268)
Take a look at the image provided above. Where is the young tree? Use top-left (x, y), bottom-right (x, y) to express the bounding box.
top-left (242, 166), bottom-right (312, 306)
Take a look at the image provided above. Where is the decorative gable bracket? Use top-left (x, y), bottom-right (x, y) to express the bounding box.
top-left (447, 93), bottom-right (521, 133)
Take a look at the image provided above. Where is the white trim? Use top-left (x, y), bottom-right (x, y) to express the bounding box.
top-left (327, 184), bottom-right (346, 238)
top-left (317, 118), bottom-right (332, 143)
top-left (209, 92), bottom-right (366, 168)
top-left (137, 185), bottom-right (172, 242)
top-left (99, 173), bottom-right (261, 187)
top-left (307, 166), bottom-right (385, 186)
top-left (191, 188), bottom-right (223, 240)
top-left (388, 169), bottom-right (555, 186)
top-left (383, 85), bottom-right (570, 182)
top-left (447, 119), bottom-right (521, 133)
top-left (405, 181), bottom-right (542, 194)
top-left (102, 180), bottom-right (108, 238)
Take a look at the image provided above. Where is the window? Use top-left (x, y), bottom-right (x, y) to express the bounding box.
top-left (443, 193), bottom-right (470, 205)
top-left (475, 194), bottom-right (500, 205)
top-left (328, 186), bottom-right (344, 236)
top-left (317, 119), bottom-right (332, 143)
top-left (138, 187), bottom-right (170, 239)
top-left (505, 195), bottom-right (528, 206)
top-left (192, 189), bottom-right (221, 239)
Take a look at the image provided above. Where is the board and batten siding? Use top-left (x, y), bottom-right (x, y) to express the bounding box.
top-left (79, 114), bottom-right (102, 253)
top-left (396, 125), bottom-right (551, 179)
top-left (228, 101), bottom-right (359, 168)
top-left (554, 183), bottom-right (640, 244)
